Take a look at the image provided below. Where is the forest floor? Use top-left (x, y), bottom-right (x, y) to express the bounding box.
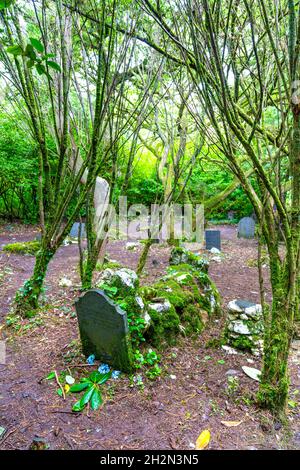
top-left (0, 221), bottom-right (299, 450)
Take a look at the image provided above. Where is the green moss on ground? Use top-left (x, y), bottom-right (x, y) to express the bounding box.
top-left (3, 240), bottom-right (41, 255)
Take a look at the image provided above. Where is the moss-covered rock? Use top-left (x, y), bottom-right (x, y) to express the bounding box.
top-left (224, 299), bottom-right (264, 355)
top-left (142, 258), bottom-right (221, 348)
top-left (3, 240), bottom-right (41, 255)
top-left (96, 267), bottom-right (139, 296)
top-left (94, 249), bottom-right (221, 351)
top-left (169, 247), bottom-right (209, 272)
top-left (147, 302), bottom-right (180, 348)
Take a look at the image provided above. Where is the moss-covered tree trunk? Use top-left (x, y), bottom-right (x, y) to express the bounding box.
top-left (137, 239), bottom-right (153, 275)
top-left (81, 238), bottom-right (106, 290)
top-left (258, 300), bottom-right (294, 418)
top-left (258, 253), bottom-right (296, 418)
top-left (15, 244), bottom-right (55, 315)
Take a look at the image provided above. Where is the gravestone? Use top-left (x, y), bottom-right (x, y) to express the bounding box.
top-left (75, 289), bottom-right (132, 372)
top-left (70, 222), bottom-right (86, 238)
top-left (205, 230), bottom-right (221, 250)
top-left (237, 217), bottom-right (255, 239)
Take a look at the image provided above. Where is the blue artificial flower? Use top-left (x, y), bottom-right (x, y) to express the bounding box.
top-left (87, 354), bottom-right (95, 365)
top-left (111, 370), bottom-right (121, 379)
top-left (98, 363), bottom-right (110, 374)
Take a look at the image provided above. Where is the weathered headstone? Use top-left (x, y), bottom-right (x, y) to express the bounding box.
top-left (70, 222), bottom-right (86, 238)
top-left (75, 289), bottom-right (132, 372)
top-left (237, 217), bottom-right (255, 239)
top-left (205, 230), bottom-right (221, 250)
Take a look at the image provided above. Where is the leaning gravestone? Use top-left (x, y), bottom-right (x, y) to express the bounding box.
top-left (237, 217), bottom-right (255, 239)
top-left (205, 230), bottom-right (221, 250)
top-left (75, 289), bottom-right (132, 372)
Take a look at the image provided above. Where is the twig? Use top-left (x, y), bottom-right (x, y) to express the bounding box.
top-left (54, 370), bottom-right (65, 399)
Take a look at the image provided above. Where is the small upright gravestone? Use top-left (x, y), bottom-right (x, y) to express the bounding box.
top-left (237, 217), bottom-right (255, 239)
top-left (75, 289), bottom-right (132, 372)
top-left (70, 222), bottom-right (86, 238)
top-left (205, 230), bottom-right (221, 250)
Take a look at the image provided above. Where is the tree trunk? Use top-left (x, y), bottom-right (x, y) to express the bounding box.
top-left (258, 277), bottom-right (295, 419)
top-left (15, 244), bottom-right (55, 316)
top-left (137, 239), bottom-right (153, 275)
top-left (81, 237), bottom-right (107, 290)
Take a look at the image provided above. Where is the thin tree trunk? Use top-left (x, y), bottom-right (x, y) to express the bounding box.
top-left (15, 244), bottom-right (55, 315)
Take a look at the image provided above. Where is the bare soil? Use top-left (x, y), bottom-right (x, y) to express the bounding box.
top-left (0, 222), bottom-right (299, 450)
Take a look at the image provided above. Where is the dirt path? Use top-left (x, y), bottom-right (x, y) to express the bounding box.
top-left (0, 222), bottom-right (299, 450)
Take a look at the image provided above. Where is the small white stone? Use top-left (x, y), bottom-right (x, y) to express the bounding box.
top-left (135, 296), bottom-right (144, 310)
top-left (222, 345), bottom-right (239, 355)
top-left (126, 242), bottom-right (141, 251)
top-left (228, 320), bottom-right (251, 335)
top-left (169, 374), bottom-right (177, 380)
top-left (210, 247), bottom-right (221, 254)
top-left (176, 274), bottom-right (188, 282)
top-left (211, 256), bottom-right (222, 263)
top-left (142, 311), bottom-right (151, 328)
top-left (59, 277), bottom-right (72, 287)
top-left (227, 300), bottom-right (243, 313)
top-left (148, 299), bottom-right (172, 314)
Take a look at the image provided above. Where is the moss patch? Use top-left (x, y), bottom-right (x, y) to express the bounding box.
top-left (3, 240), bottom-right (40, 255)
top-left (147, 304), bottom-right (180, 348)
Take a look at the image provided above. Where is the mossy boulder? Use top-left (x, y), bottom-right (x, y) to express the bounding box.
top-left (141, 258), bottom-right (221, 349)
top-left (169, 247), bottom-right (209, 273)
top-left (96, 267), bottom-right (139, 296)
top-left (95, 249), bottom-right (221, 351)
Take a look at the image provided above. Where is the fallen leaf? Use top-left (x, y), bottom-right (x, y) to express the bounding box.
top-left (195, 430), bottom-right (210, 450)
top-left (65, 375), bottom-right (75, 385)
top-left (221, 420), bottom-right (243, 427)
top-left (242, 366), bottom-right (261, 381)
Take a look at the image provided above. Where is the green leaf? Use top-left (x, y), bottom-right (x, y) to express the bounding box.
top-left (27, 59), bottom-right (35, 68)
top-left (69, 382), bottom-right (90, 393)
top-left (35, 63), bottom-right (46, 75)
top-left (29, 37), bottom-right (44, 53)
top-left (97, 371), bottom-right (112, 385)
top-left (0, 0), bottom-right (15, 10)
top-left (24, 44), bottom-right (37, 61)
top-left (6, 45), bottom-right (23, 56)
top-left (90, 388), bottom-right (103, 410)
top-left (45, 371), bottom-right (55, 380)
top-left (43, 53), bottom-right (55, 59)
top-left (56, 388), bottom-right (63, 397)
top-left (72, 399), bottom-right (85, 412)
top-left (46, 60), bottom-right (61, 72)
top-left (79, 385), bottom-right (95, 407)
top-left (89, 371), bottom-right (102, 383)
